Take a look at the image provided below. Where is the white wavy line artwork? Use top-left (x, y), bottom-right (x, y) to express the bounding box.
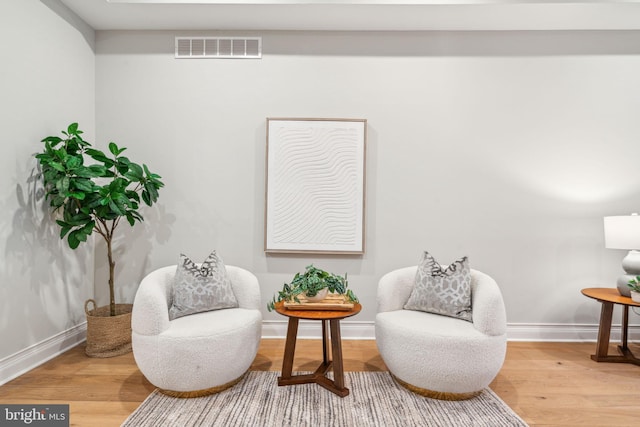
top-left (266, 119), bottom-right (365, 253)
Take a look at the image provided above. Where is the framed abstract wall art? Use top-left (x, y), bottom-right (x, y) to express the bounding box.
top-left (265, 118), bottom-right (367, 254)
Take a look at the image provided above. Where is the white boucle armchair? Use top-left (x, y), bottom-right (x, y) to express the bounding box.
top-left (375, 266), bottom-right (507, 400)
top-left (132, 265), bottom-right (262, 397)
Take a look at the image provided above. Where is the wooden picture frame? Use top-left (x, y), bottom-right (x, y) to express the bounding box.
top-left (265, 118), bottom-right (366, 254)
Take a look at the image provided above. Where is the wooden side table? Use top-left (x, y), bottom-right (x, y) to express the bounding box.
top-left (274, 301), bottom-right (362, 397)
top-left (581, 288), bottom-right (640, 366)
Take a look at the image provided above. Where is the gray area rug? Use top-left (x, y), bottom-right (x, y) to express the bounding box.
top-left (122, 371), bottom-right (528, 427)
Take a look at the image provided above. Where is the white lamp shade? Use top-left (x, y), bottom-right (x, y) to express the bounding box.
top-left (604, 214), bottom-right (640, 250)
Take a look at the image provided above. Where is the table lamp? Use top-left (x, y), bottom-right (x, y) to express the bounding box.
top-left (604, 213), bottom-right (640, 297)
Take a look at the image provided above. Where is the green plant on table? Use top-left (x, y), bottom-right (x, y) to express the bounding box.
top-left (35, 123), bottom-right (164, 316)
top-left (267, 264), bottom-right (358, 311)
top-left (628, 276), bottom-right (640, 293)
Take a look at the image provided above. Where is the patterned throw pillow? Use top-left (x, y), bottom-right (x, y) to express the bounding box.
top-left (403, 251), bottom-right (472, 322)
top-left (168, 251), bottom-right (239, 320)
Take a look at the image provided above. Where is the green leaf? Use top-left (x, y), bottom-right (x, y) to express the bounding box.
top-left (86, 148), bottom-right (114, 166)
top-left (65, 155), bottom-right (82, 170)
top-left (126, 190), bottom-right (140, 203)
top-left (109, 200), bottom-right (125, 216)
top-left (85, 148), bottom-right (104, 157)
top-left (69, 228), bottom-right (88, 245)
top-left (125, 163), bottom-right (144, 180)
top-left (116, 157), bottom-right (130, 175)
top-left (68, 191), bottom-right (86, 200)
top-left (82, 221), bottom-right (95, 235)
top-left (50, 162), bottom-right (65, 173)
top-left (67, 123), bottom-right (79, 134)
top-left (67, 231), bottom-right (80, 249)
top-left (41, 136), bottom-right (63, 146)
top-left (146, 181), bottom-right (159, 203)
top-left (117, 156), bottom-right (130, 166)
top-left (125, 212), bottom-right (135, 226)
top-left (88, 164), bottom-right (108, 176)
top-left (59, 226), bottom-right (72, 239)
top-left (56, 176), bottom-right (70, 193)
top-left (108, 142), bottom-right (119, 156)
top-left (72, 179), bottom-right (94, 192)
top-left (141, 190), bottom-right (151, 206)
top-left (110, 177), bottom-right (129, 192)
top-left (68, 213), bottom-right (92, 226)
top-left (74, 166), bottom-right (96, 178)
top-left (130, 211), bottom-right (143, 222)
top-left (51, 195), bottom-right (66, 207)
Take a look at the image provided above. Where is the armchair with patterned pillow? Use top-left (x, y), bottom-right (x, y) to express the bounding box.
top-left (131, 252), bottom-right (262, 397)
top-left (375, 252), bottom-right (507, 400)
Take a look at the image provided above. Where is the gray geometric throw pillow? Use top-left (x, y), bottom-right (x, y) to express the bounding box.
top-left (403, 251), bottom-right (472, 322)
top-left (169, 251), bottom-right (239, 320)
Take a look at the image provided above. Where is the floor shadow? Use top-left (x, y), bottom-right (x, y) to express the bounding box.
top-left (120, 370), bottom-right (156, 402)
top-left (250, 353), bottom-right (273, 371)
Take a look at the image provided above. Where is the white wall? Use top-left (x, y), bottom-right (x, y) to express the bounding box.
top-left (0, 0), bottom-right (95, 378)
top-left (3, 5), bottom-right (639, 386)
top-left (95, 29), bottom-right (640, 329)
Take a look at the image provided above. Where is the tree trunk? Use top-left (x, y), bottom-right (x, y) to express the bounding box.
top-left (107, 237), bottom-right (116, 316)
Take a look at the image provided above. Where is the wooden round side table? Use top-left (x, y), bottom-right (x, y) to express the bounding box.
top-left (274, 301), bottom-right (362, 397)
top-left (581, 287), bottom-right (640, 366)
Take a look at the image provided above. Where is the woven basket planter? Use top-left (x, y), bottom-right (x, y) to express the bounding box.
top-left (84, 299), bottom-right (133, 358)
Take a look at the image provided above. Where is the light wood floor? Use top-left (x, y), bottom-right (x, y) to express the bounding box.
top-left (1, 340), bottom-right (639, 426)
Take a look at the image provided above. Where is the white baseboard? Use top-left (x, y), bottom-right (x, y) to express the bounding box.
top-left (262, 320), bottom-right (376, 340)
top-left (2, 320), bottom-right (638, 386)
top-left (0, 322), bottom-right (87, 386)
top-left (262, 320), bottom-right (640, 342)
top-left (506, 322), bottom-right (640, 342)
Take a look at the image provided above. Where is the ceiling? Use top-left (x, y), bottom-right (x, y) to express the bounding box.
top-left (58, 0), bottom-right (640, 31)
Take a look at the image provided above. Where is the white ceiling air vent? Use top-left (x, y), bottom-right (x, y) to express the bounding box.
top-left (175, 37), bottom-right (261, 59)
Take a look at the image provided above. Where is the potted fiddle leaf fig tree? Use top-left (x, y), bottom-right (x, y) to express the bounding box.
top-left (35, 123), bottom-right (164, 357)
